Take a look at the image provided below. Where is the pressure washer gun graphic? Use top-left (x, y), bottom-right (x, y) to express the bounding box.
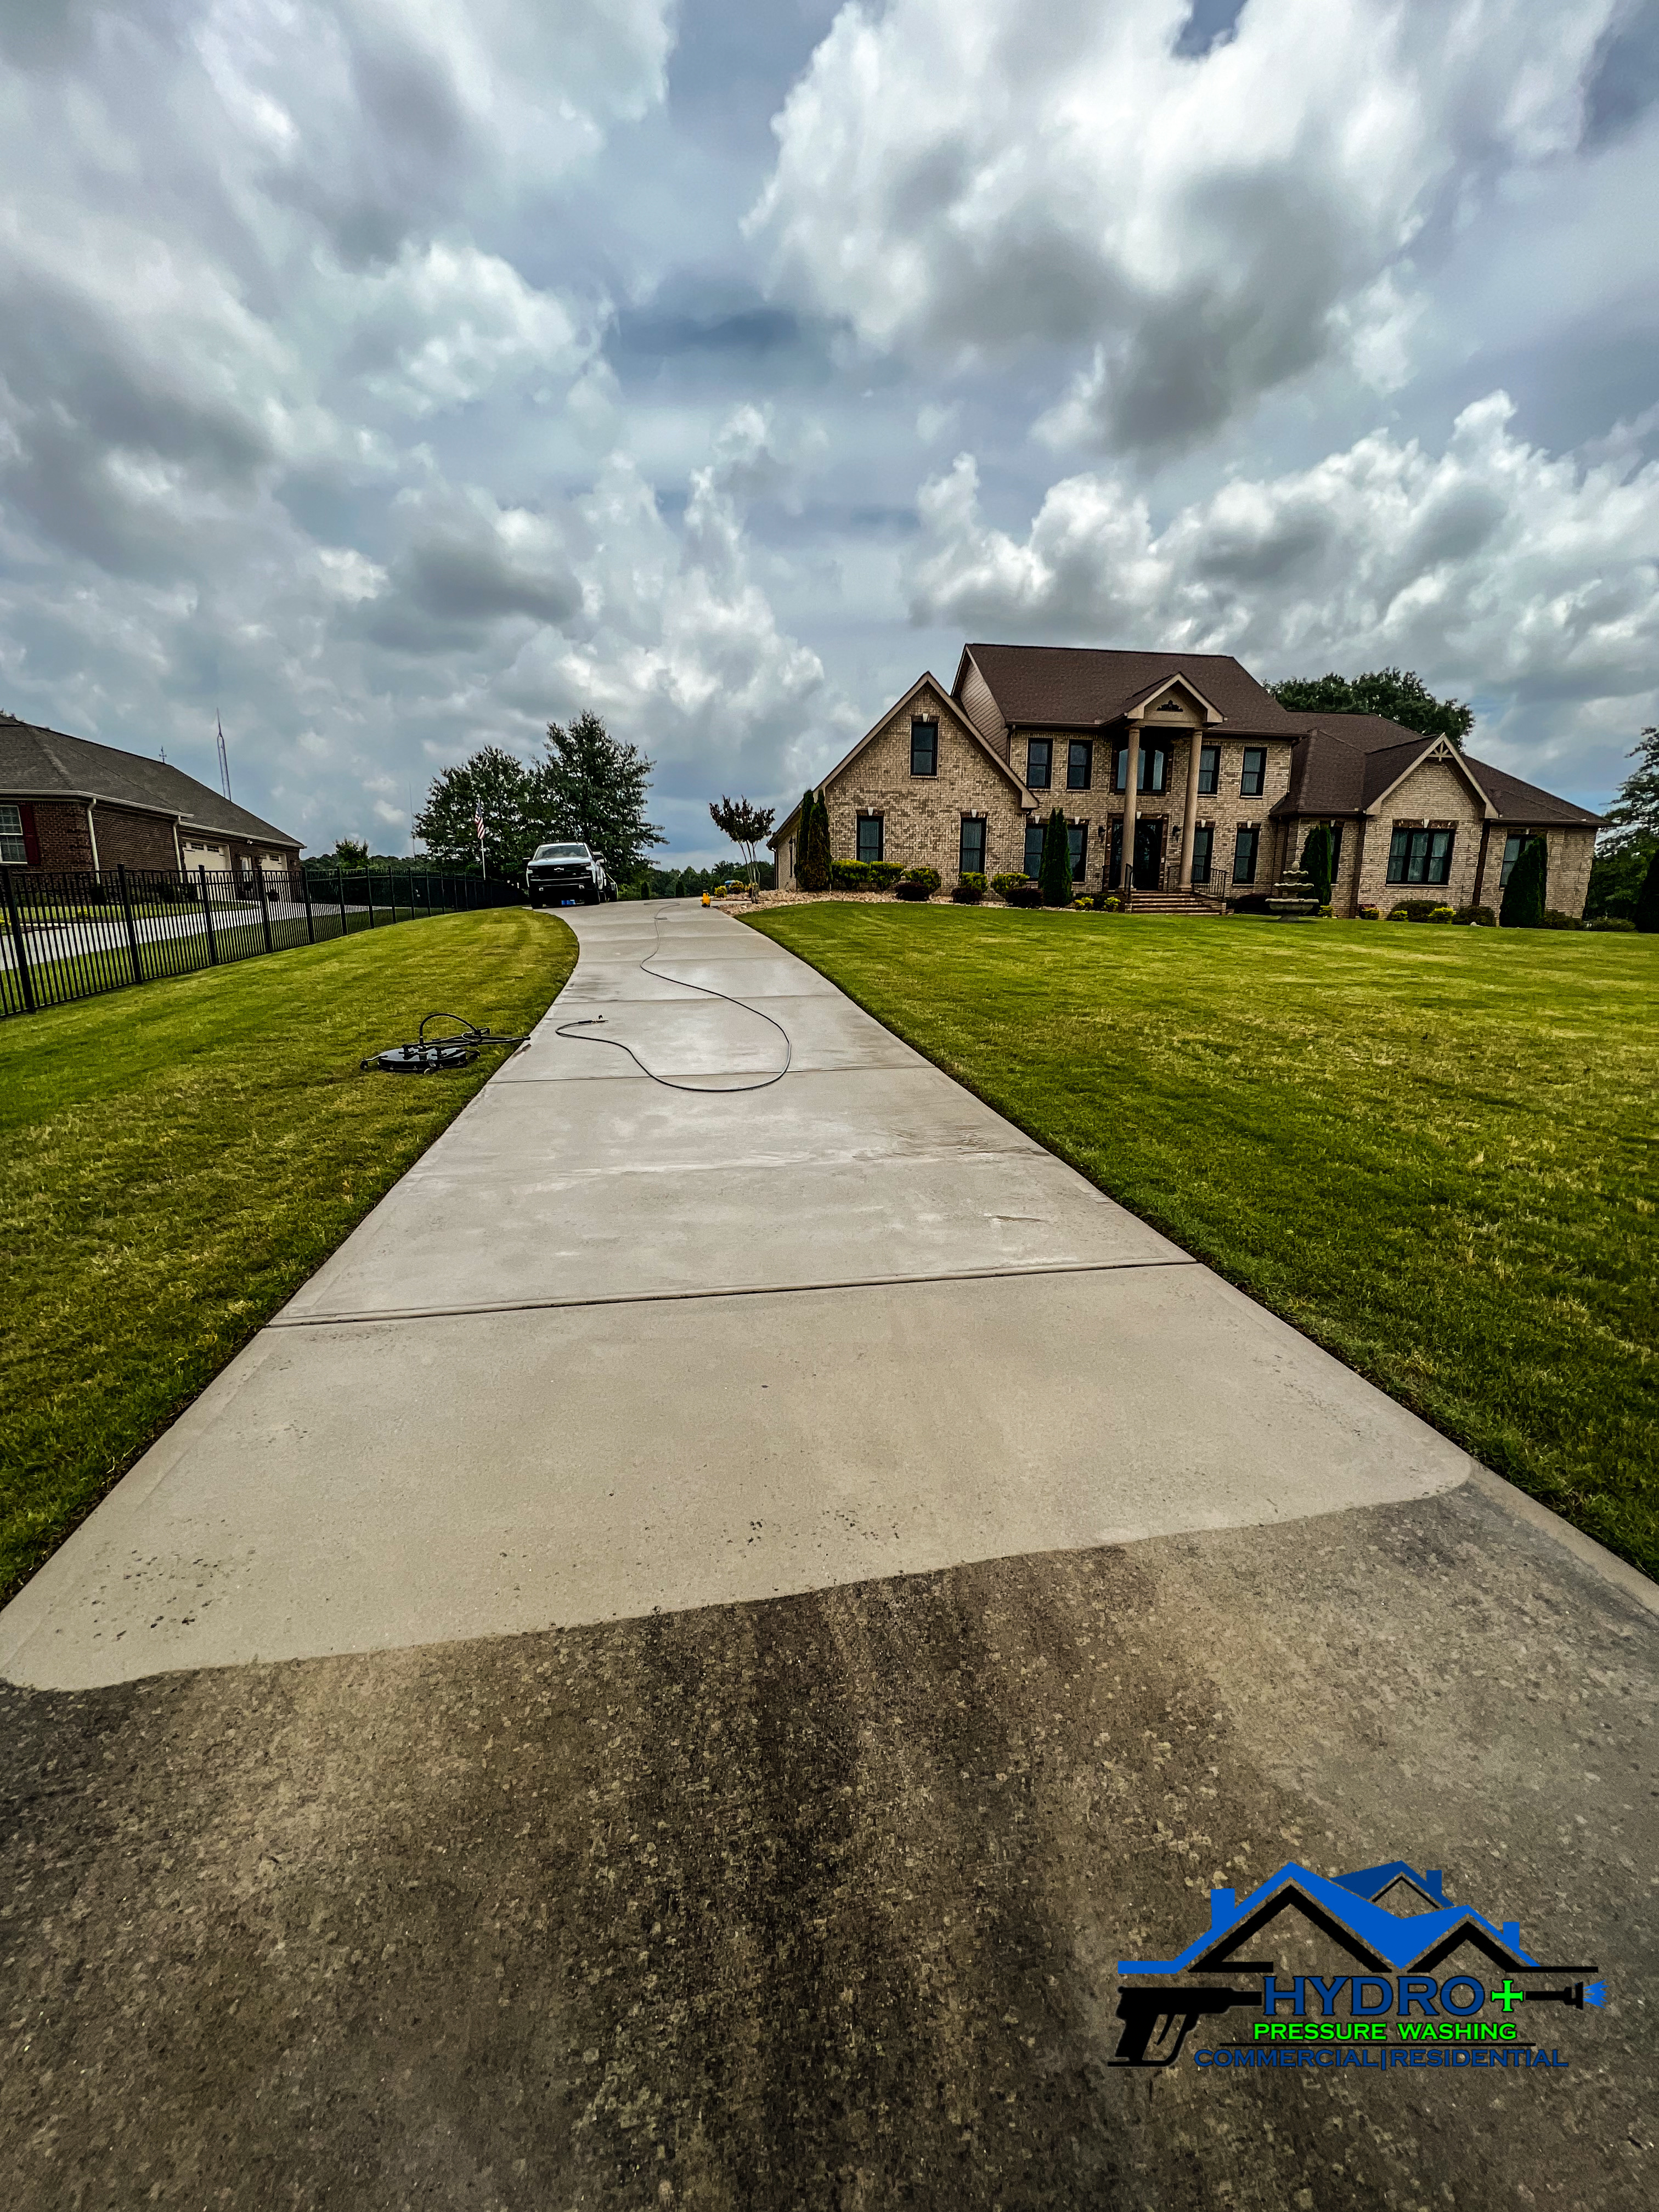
top-left (1523, 1980), bottom-right (1607, 2010)
top-left (1111, 1984), bottom-right (1260, 2066)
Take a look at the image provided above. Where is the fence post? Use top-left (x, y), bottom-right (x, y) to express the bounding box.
top-left (3, 866), bottom-right (36, 1013)
top-left (116, 863), bottom-right (144, 984)
top-left (199, 866), bottom-right (219, 965)
top-left (366, 872), bottom-right (376, 927)
top-left (337, 868), bottom-right (348, 938)
top-left (256, 865), bottom-right (274, 953)
top-left (302, 868), bottom-right (315, 944)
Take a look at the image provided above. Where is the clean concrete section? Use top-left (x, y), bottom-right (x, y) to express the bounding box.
top-left (2, 902), bottom-right (1472, 1690)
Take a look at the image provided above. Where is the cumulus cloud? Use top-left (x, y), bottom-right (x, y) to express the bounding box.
top-left (910, 393), bottom-right (1659, 785)
top-left (751, 0), bottom-right (1621, 453)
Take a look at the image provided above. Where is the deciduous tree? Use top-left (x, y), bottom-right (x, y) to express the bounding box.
top-left (543, 712), bottom-right (663, 876)
top-left (1269, 668), bottom-right (1474, 749)
top-left (413, 747), bottom-right (548, 871)
top-left (708, 795), bottom-right (776, 893)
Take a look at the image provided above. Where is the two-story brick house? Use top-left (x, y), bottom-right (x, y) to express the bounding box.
top-left (1, 714), bottom-right (303, 889)
top-left (770, 645), bottom-right (1601, 917)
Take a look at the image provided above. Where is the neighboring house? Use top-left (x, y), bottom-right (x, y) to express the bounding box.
top-left (0, 714), bottom-right (303, 889)
top-left (771, 646), bottom-right (1601, 918)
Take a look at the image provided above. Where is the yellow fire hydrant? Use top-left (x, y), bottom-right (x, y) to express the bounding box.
top-left (701, 890), bottom-right (711, 907)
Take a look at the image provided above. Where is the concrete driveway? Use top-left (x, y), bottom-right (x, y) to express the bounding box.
top-left (1, 902), bottom-right (1653, 2209)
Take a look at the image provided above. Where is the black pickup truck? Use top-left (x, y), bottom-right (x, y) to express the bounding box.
top-left (525, 843), bottom-right (617, 906)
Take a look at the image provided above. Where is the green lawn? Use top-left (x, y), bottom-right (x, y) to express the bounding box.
top-left (747, 904), bottom-right (1659, 1579)
top-left (0, 910), bottom-right (575, 1604)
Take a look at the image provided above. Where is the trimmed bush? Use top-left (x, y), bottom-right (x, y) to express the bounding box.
top-left (1426, 905), bottom-right (1455, 923)
top-left (1637, 848), bottom-right (1659, 934)
top-left (868, 861), bottom-right (907, 891)
top-left (1387, 906), bottom-right (1410, 920)
top-left (991, 872), bottom-right (1032, 899)
top-left (830, 859), bottom-right (871, 890)
top-left (903, 866), bottom-right (941, 893)
top-left (1072, 895), bottom-right (1096, 910)
top-left (1300, 823), bottom-right (1335, 906)
top-left (952, 872), bottom-right (987, 904)
top-left (895, 880), bottom-right (930, 901)
top-left (1102, 894), bottom-right (1122, 912)
top-left (1541, 909), bottom-right (1587, 930)
top-left (1357, 904), bottom-right (1381, 919)
top-left (1006, 883), bottom-right (1043, 908)
top-left (1038, 808), bottom-right (1073, 906)
top-left (1499, 835), bottom-right (1547, 928)
top-left (1454, 905), bottom-right (1496, 926)
top-left (1588, 916), bottom-right (1637, 932)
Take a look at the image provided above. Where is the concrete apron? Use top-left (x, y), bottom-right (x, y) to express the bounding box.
top-left (2, 901), bottom-right (1488, 1693)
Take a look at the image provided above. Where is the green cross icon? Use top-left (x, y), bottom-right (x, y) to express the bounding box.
top-left (1492, 1980), bottom-right (1525, 2013)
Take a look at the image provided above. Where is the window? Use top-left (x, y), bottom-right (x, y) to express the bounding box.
top-left (1066, 739), bottom-right (1092, 791)
top-left (1024, 821), bottom-right (1045, 877)
top-left (1112, 742), bottom-right (1170, 793)
top-left (1198, 745), bottom-right (1220, 796)
top-left (1233, 825), bottom-right (1260, 885)
top-left (1026, 737), bottom-right (1052, 789)
top-left (960, 817), bottom-right (986, 874)
top-left (0, 804), bottom-right (24, 866)
top-left (1499, 831), bottom-right (1526, 888)
top-left (1240, 747), bottom-right (1267, 798)
top-left (910, 718), bottom-right (938, 776)
top-left (1191, 825), bottom-right (1214, 883)
top-left (857, 814), bottom-right (884, 864)
top-left (1387, 826), bottom-right (1455, 885)
top-left (1067, 822), bottom-right (1087, 881)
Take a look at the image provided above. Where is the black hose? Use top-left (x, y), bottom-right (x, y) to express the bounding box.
top-left (552, 908), bottom-right (791, 1092)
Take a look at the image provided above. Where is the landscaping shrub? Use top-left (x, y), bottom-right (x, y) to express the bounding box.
top-left (1072, 895), bottom-right (1096, 910)
top-left (1357, 905), bottom-right (1381, 919)
top-left (1038, 809), bottom-right (1073, 906)
top-left (1006, 883), bottom-right (1043, 907)
top-left (1102, 895), bottom-right (1122, 912)
top-left (1387, 906), bottom-right (1410, 920)
top-left (797, 787), bottom-right (832, 892)
top-left (952, 872), bottom-right (987, 904)
top-left (1300, 823), bottom-right (1335, 906)
top-left (830, 859), bottom-right (871, 890)
top-left (1587, 916), bottom-right (1637, 932)
top-left (991, 872), bottom-right (1032, 899)
top-left (895, 881), bottom-right (929, 901)
top-left (1391, 899), bottom-right (1458, 922)
top-left (904, 866), bottom-right (941, 893)
top-left (1426, 905), bottom-right (1455, 923)
top-left (1637, 848), bottom-right (1659, 934)
top-left (1454, 905), bottom-right (1496, 926)
top-left (1317, 902), bottom-right (1333, 917)
top-left (868, 861), bottom-right (907, 891)
top-left (1499, 835), bottom-right (1547, 928)
top-left (1541, 909), bottom-right (1587, 930)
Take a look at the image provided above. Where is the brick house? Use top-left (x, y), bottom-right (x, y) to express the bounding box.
top-left (0, 714), bottom-right (303, 889)
top-left (770, 646), bottom-right (1601, 917)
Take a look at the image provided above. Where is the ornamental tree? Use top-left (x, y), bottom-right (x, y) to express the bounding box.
top-left (1499, 836), bottom-right (1548, 928)
top-left (1039, 808), bottom-right (1072, 906)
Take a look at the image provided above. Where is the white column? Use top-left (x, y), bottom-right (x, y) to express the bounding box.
top-left (1178, 724), bottom-right (1203, 890)
top-left (1121, 721), bottom-right (1141, 893)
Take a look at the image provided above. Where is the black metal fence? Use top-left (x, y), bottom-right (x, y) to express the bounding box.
top-left (0, 863), bottom-right (524, 1020)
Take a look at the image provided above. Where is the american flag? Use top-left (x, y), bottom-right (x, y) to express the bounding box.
top-left (474, 809), bottom-right (485, 837)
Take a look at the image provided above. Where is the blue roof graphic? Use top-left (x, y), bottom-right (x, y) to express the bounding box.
top-left (1118, 1862), bottom-right (1538, 1977)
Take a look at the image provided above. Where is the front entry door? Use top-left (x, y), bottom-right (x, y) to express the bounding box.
top-left (1133, 817), bottom-right (1163, 890)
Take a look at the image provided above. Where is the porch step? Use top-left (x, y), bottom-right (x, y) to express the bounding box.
top-left (1126, 890), bottom-right (1222, 915)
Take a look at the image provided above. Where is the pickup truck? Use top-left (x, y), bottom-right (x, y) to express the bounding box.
top-left (525, 842), bottom-right (617, 906)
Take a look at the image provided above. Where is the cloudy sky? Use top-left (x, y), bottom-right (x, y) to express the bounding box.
top-left (2, 0), bottom-right (1656, 862)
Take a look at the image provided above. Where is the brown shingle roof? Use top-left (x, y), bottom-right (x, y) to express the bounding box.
top-left (960, 644), bottom-right (1305, 732)
top-left (1268, 712), bottom-right (1602, 825)
top-left (0, 714), bottom-right (302, 849)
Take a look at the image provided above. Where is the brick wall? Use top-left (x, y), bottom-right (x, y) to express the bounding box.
top-left (91, 805), bottom-right (182, 874)
top-left (825, 686), bottom-right (1029, 881)
top-left (8, 799), bottom-right (96, 870)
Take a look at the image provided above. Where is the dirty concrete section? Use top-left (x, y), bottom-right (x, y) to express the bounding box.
top-left (3, 1479), bottom-right (1652, 2212)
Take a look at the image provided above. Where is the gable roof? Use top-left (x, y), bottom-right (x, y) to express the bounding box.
top-left (0, 714), bottom-right (302, 849)
top-left (1118, 1861), bottom-right (1543, 1978)
top-left (769, 671), bottom-right (1034, 848)
top-left (957, 644), bottom-right (1305, 734)
top-left (1270, 712), bottom-right (1603, 825)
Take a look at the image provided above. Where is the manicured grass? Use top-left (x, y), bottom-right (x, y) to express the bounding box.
top-left (0, 910), bottom-right (576, 1604)
top-left (747, 904), bottom-right (1659, 1579)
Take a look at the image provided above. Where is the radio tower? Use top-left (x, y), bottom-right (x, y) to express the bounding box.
top-left (216, 714), bottom-right (233, 802)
